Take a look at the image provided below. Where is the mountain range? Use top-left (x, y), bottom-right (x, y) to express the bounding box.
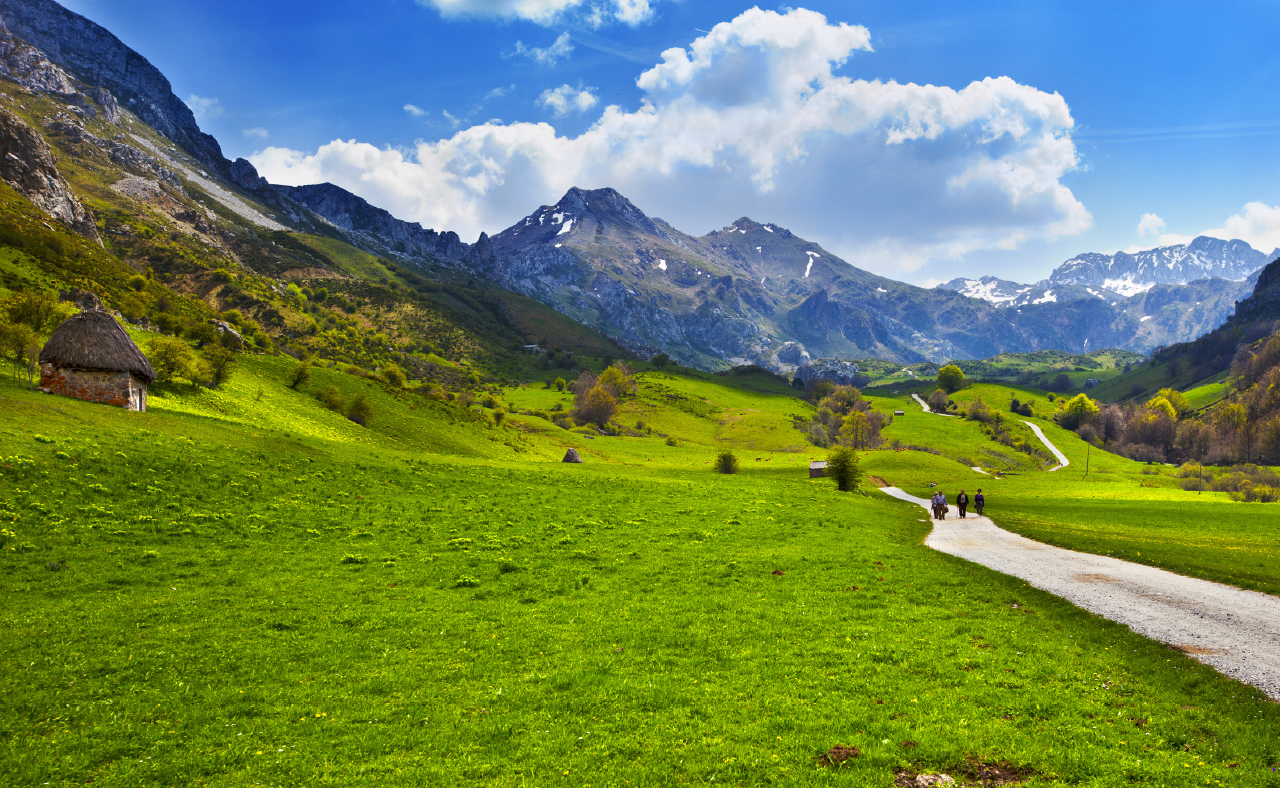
top-left (1, 0), bottom-right (1277, 372)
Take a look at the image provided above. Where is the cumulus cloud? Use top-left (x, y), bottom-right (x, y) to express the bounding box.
top-left (186, 94), bottom-right (222, 122)
top-left (242, 127), bottom-right (270, 140)
top-left (404, 104), bottom-right (428, 117)
top-left (1198, 202), bottom-right (1280, 253)
top-left (1137, 212), bottom-right (1165, 236)
top-left (511, 32), bottom-right (574, 65)
top-left (539, 84), bottom-right (598, 115)
top-left (253, 7), bottom-right (1089, 272)
top-left (420, 0), bottom-right (653, 26)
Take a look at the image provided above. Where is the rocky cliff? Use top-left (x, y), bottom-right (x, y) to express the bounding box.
top-left (0, 0), bottom-right (225, 173)
top-left (0, 106), bottom-right (97, 239)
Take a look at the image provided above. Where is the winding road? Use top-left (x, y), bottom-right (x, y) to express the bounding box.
top-left (1022, 419), bottom-right (1070, 471)
top-left (884, 424), bottom-right (1280, 700)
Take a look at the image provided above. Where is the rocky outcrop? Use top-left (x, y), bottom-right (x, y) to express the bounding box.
top-left (775, 340), bottom-right (809, 365)
top-left (46, 120), bottom-right (180, 187)
top-left (795, 359), bottom-right (864, 387)
top-left (230, 157), bottom-right (266, 190)
top-left (0, 107), bottom-right (97, 239)
top-left (0, 0), bottom-right (226, 172)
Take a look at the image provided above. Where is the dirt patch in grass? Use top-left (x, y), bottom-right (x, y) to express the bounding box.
top-left (1174, 644), bottom-right (1228, 655)
top-left (816, 745), bottom-right (860, 767)
top-left (867, 475), bottom-right (890, 488)
top-left (896, 759), bottom-right (1034, 787)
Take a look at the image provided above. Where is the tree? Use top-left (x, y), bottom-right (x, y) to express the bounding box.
top-left (187, 321), bottom-right (218, 348)
top-left (1057, 393), bottom-right (1101, 430)
top-left (553, 377), bottom-right (566, 392)
top-left (1050, 373), bottom-right (1073, 392)
top-left (598, 362), bottom-right (635, 398)
top-left (574, 384), bottom-right (617, 428)
top-left (346, 393), bottom-right (374, 426)
top-left (818, 385), bottom-right (862, 416)
top-left (147, 336), bottom-right (197, 383)
top-left (927, 388), bottom-right (949, 413)
top-left (128, 275), bottom-right (148, 292)
top-left (1145, 396), bottom-right (1177, 423)
top-left (715, 448), bottom-right (739, 474)
top-left (826, 446), bottom-right (861, 492)
top-left (839, 410), bottom-right (871, 448)
top-left (1152, 388), bottom-right (1192, 419)
top-left (651, 353), bottom-right (670, 368)
top-left (289, 362), bottom-right (312, 390)
top-left (4, 290), bottom-right (64, 333)
top-left (936, 364), bottom-right (965, 393)
top-left (199, 345), bottom-right (237, 389)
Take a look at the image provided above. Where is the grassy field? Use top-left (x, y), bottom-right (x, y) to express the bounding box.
top-left (4, 362), bottom-right (1280, 786)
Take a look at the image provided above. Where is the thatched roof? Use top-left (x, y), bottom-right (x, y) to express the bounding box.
top-left (39, 310), bottom-right (156, 383)
top-left (562, 448), bottom-right (584, 463)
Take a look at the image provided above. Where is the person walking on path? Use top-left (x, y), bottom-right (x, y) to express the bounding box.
top-left (931, 491), bottom-right (945, 520)
top-left (974, 489), bottom-right (985, 516)
top-left (956, 489), bottom-right (969, 518)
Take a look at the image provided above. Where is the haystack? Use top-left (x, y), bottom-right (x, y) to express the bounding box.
top-left (562, 448), bottom-right (584, 463)
top-left (39, 310), bottom-right (155, 411)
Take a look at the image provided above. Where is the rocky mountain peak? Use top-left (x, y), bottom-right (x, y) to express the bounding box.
top-left (0, 0), bottom-right (226, 173)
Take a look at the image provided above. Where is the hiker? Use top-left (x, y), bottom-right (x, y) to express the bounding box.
top-left (931, 491), bottom-right (946, 520)
top-left (974, 488), bottom-right (985, 516)
top-left (956, 488), bottom-right (969, 518)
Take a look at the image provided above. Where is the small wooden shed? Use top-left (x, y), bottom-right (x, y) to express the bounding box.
top-left (38, 310), bottom-right (156, 411)
top-left (809, 460), bottom-right (827, 478)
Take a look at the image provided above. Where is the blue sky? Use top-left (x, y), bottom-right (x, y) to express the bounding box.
top-left (62, 0), bottom-right (1280, 285)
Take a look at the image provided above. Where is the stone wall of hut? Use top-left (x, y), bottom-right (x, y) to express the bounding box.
top-left (39, 364), bottom-right (147, 411)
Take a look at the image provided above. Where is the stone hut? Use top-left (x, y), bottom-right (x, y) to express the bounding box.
top-left (809, 460), bottom-right (827, 478)
top-left (39, 310), bottom-right (155, 411)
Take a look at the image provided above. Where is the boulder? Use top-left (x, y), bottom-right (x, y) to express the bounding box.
top-left (776, 340), bottom-right (810, 365)
top-left (562, 448), bottom-right (584, 463)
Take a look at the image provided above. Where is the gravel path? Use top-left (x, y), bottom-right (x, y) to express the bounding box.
top-left (912, 392), bottom-right (954, 416)
top-left (1021, 420), bottom-right (1069, 470)
top-left (882, 486), bottom-right (1280, 700)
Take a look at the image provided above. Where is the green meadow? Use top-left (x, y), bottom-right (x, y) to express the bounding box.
top-left (3, 359), bottom-right (1280, 787)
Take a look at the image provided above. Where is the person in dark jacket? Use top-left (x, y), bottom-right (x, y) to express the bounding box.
top-left (931, 491), bottom-right (945, 520)
top-left (974, 489), bottom-right (985, 516)
top-left (956, 489), bottom-right (969, 518)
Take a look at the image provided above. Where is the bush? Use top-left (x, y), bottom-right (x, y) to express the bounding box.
top-left (665, 435), bottom-right (678, 447)
top-left (289, 362), bottom-right (312, 389)
top-left (147, 336), bottom-right (197, 383)
top-left (381, 364), bottom-right (406, 389)
top-left (346, 394), bottom-right (374, 426)
top-left (714, 449), bottom-right (739, 474)
top-left (927, 389), bottom-right (950, 413)
top-left (651, 353), bottom-right (670, 368)
top-left (128, 274), bottom-right (148, 292)
top-left (826, 446), bottom-right (861, 492)
top-left (315, 385), bottom-right (345, 411)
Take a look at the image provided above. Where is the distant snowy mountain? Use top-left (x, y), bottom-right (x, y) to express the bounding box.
top-left (1049, 236), bottom-right (1277, 295)
top-left (939, 276), bottom-right (1101, 308)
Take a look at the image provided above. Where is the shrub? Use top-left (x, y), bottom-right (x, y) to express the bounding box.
top-left (714, 449), bottom-right (739, 474)
top-left (651, 353), bottom-right (670, 368)
top-left (1056, 393), bottom-right (1101, 431)
top-left (346, 394), bottom-right (374, 426)
top-left (574, 384), bottom-right (617, 428)
top-left (289, 362), bottom-right (312, 389)
top-left (315, 385), bottom-right (345, 411)
top-left (492, 410), bottom-right (506, 426)
top-left (826, 446), bottom-right (861, 492)
top-left (147, 336), bottom-right (197, 383)
top-left (554, 377), bottom-right (566, 392)
top-left (927, 389), bottom-right (950, 413)
top-left (665, 436), bottom-right (678, 447)
top-left (381, 364), bottom-right (406, 389)
top-left (128, 274), bottom-right (148, 292)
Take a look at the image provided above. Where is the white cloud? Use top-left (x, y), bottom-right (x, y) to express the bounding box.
top-left (511, 32), bottom-right (574, 65)
top-left (252, 7), bottom-right (1090, 272)
top-left (1136, 212), bottom-right (1165, 236)
top-left (419, 0), bottom-right (653, 26)
top-left (1156, 233), bottom-right (1194, 247)
top-left (486, 84), bottom-right (516, 100)
top-left (539, 84), bottom-right (598, 115)
top-left (1199, 202), bottom-right (1280, 254)
top-left (442, 110), bottom-right (462, 128)
top-left (404, 104), bottom-right (428, 117)
top-left (242, 127), bottom-right (270, 140)
top-left (186, 94), bottom-right (222, 122)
